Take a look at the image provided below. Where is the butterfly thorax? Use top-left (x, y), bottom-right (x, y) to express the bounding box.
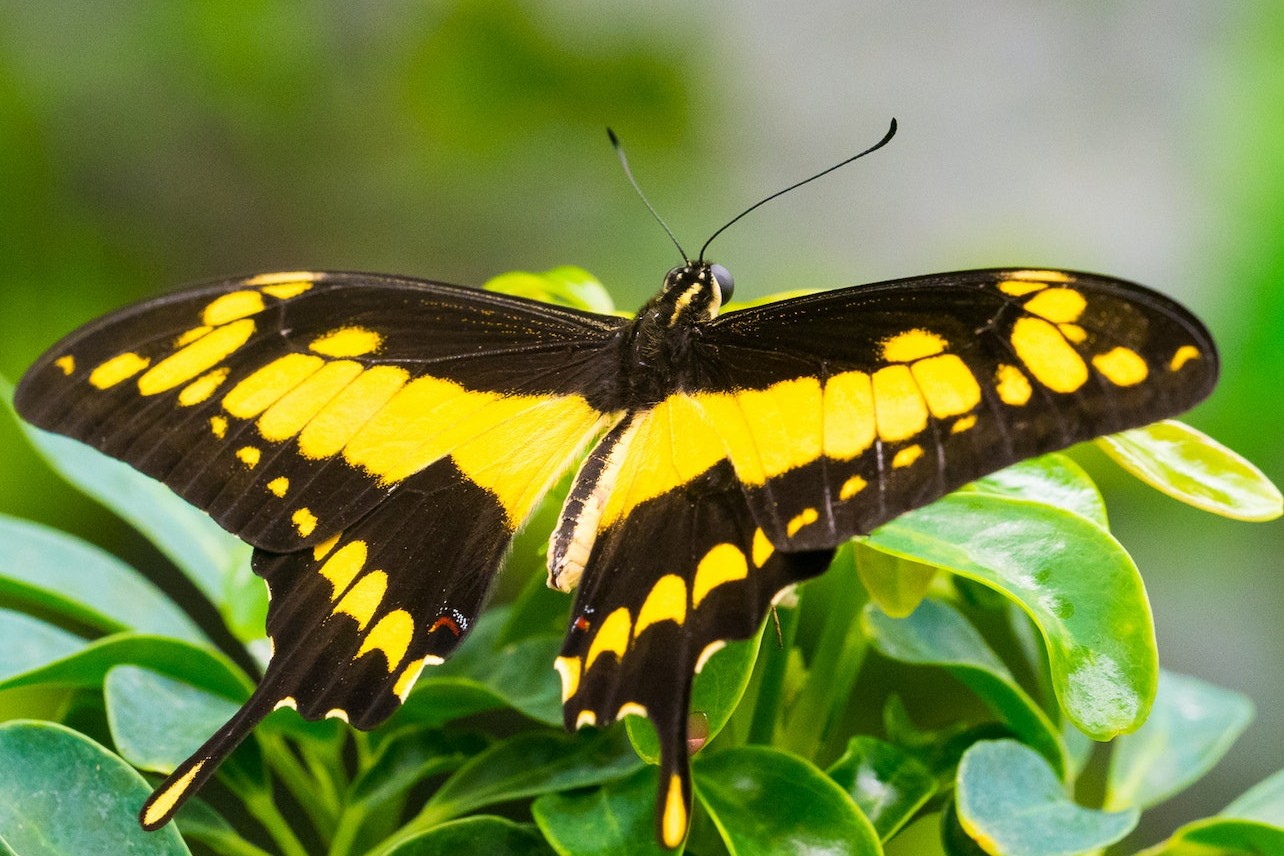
top-left (620, 262), bottom-right (731, 405)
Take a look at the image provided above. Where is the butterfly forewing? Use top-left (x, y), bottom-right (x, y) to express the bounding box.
top-left (691, 268), bottom-right (1218, 550)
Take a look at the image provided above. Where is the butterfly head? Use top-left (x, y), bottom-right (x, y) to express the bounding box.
top-left (658, 261), bottom-right (735, 324)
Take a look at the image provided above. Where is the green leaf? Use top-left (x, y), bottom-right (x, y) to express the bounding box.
top-left (13, 415), bottom-right (248, 606)
top-left (963, 454), bottom-right (1108, 529)
top-left (0, 513), bottom-right (205, 644)
top-left (533, 766), bottom-right (672, 856)
top-left (385, 816), bottom-right (555, 856)
top-left (412, 729), bottom-right (643, 829)
top-left (0, 632), bottom-right (252, 701)
top-left (0, 720), bottom-right (192, 855)
top-left (1105, 670), bottom-right (1254, 810)
top-left (695, 746), bottom-right (883, 855)
top-left (826, 736), bottom-right (936, 841)
top-left (866, 492), bottom-right (1156, 739)
top-left (1223, 767), bottom-right (1284, 825)
top-left (104, 665), bottom-right (243, 773)
top-left (1097, 419), bottom-right (1283, 521)
top-left (955, 739), bottom-right (1136, 856)
top-left (349, 727), bottom-right (485, 810)
top-left (627, 629), bottom-right (762, 765)
top-left (404, 632), bottom-right (564, 728)
top-left (854, 540), bottom-right (936, 618)
top-left (863, 598), bottom-right (1067, 777)
top-left (0, 608), bottom-right (87, 681)
top-left (484, 266), bottom-right (617, 315)
top-left (175, 798), bottom-right (275, 856)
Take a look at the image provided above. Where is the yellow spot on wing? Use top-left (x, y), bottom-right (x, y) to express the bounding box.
top-left (892, 445), bottom-right (924, 468)
top-left (247, 271), bottom-right (319, 287)
top-left (1010, 317), bottom-right (1088, 393)
top-left (662, 773), bottom-right (688, 849)
top-left (881, 329), bottom-right (947, 362)
top-left (298, 365), bottom-right (409, 459)
top-left (142, 760), bottom-right (205, 829)
top-left (202, 290), bottom-right (265, 326)
top-left (138, 318), bottom-right (256, 396)
top-left (89, 352), bottom-right (150, 389)
top-left (257, 359), bottom-right (363, 442)
top-left (585, 607), bottom-right (632, 671)
top-left (309, 326), bottom-right (383, 357)
top-left (692, 543), bottom-right (748, 607)
top-left (634, 574), bottom-right (688, 637)
top-left (394, 657), bottom-right (429, 701)
top-left (267, 476), bottom-right (289, 497)
top-left (1024, 287), bottom-right (1087, 324)
top-left (576, 710), bottom-right (597, 728)
top-left (617, 701), bottom-right (648, 719)
top-left (995, 364), bottom-right (1033, 406)
top-left (951, 414), bottom-right (978, 434)
top-left (734, 378), bottom-right (823, 478)
top-left (1008, 269), bottom-right (1073, 283)
top-left (787, 507), bottom-right (819, 536)
top-left (54, 355), bottom-right (75, 375)
top-left (1058, 323), bottom-right (1087, 344)
top-left (1169, 345), bottom-right (1200, 371)
top-left (174, 326), bottom-right (211, 347)
top-left (210, 415), bottom-right (228, 438)
top-left (236, 446), bottom-right (261, 468)
top-left (178, 367), bottom-right (230, 406)
top-left (554, 655), bottom-right (582, 702)
top-left (873, 365), bottom-right (928, 442)
top-left (839, 474), bottom-right (867, 500)
top-left (1093, 347), bottom-right (1149, 386)
top-left (334, 570), bottom-right (386, 630)
top-left (261, 281), bottom-right (313, 299)
top-left (223, 353), bottom-right (324, 418)
top-left (313, 533), bottom-right (341, 561)
top-left (822, 370), bottom-right (876, 459)
top-left (292, 506), bottom-right (317, 537)
top-left (357, 608), bottom-right (414, 671)
top-left (997, 279), bottom-right (1047, 296)
top-left (752, 528), bottom-right (774, 567)
top-left (911, 354), bottom-right (981, 418)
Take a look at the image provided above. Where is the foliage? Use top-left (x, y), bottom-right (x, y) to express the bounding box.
top-left (0, 270), bottom-right (1280, 855)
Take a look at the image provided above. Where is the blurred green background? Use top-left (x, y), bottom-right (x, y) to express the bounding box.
top-left (0, 1), bottom-right (1279, 846)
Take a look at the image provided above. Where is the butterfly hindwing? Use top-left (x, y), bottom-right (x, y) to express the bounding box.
top-left (558, 453), bottom-right (832, 848)
top-left (686, 269), bottom-right (1218, 550)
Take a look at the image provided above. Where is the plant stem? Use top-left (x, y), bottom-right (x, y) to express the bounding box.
top-left (241, 789), bottom-right (310, 856)
top-left (258, 731), bottom-right (339, 838)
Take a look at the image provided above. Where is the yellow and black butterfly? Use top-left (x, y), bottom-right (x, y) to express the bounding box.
top-left (14, 132), bottom-right (1218, 847)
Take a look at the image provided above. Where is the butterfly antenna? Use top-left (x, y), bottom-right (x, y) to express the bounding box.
top-left (699, 117), bottom-right (898, 262)
top-left (608, 128), bottom-right (689, 263)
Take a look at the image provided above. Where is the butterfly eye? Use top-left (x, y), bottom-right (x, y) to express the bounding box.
top-left (710, 264), bottom-right (734, 302)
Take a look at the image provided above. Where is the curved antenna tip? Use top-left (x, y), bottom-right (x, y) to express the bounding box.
top-left (607, 127), bottom-right (620, 147)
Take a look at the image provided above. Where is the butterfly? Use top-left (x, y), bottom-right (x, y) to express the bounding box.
top-left (15, 253), bottom-right (1218, 845)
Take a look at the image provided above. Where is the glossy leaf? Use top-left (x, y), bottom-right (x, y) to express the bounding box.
top-left (0, 720), bottom-right (191, 855)
top-left (628, 629), bottom-right (762, 765)
top-left (955, 739), bottom-right (1136, 856)
top-left (0, 513), bottom-right (205, 644)
top-left (533, 766), bottom-right (672, 856)
top-left (695, 746), bottom-right (882, 855)
top-left (484, 266), bottom-right (617, 315)
top-left (866, 492), bottom-right (1156, 739)
top-left (863, 598), bottom-right (1066, 777)
top-left (385, 816), bottom-right (555, 856)
top-left (0, 632), bottom-right (251, 701)
top-left (826, 736), bottom-right (936, 841)
top-left (1106, 670), bottom-right (1254, 810)
top-left (963, 454), bottom-right (1108, 529)
top-left (410, 729), bottom-right (643, 830)
top-left (0, 608), bottom-right (86, 682)
top-left (11, 410), bottom-right (247, 606)
top-left (105, 665), bottom-right (243, 773)
top-left (1098, 419), bottom-right (1283, 521)
top-left (854, 540), bottom-right (936, 619)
